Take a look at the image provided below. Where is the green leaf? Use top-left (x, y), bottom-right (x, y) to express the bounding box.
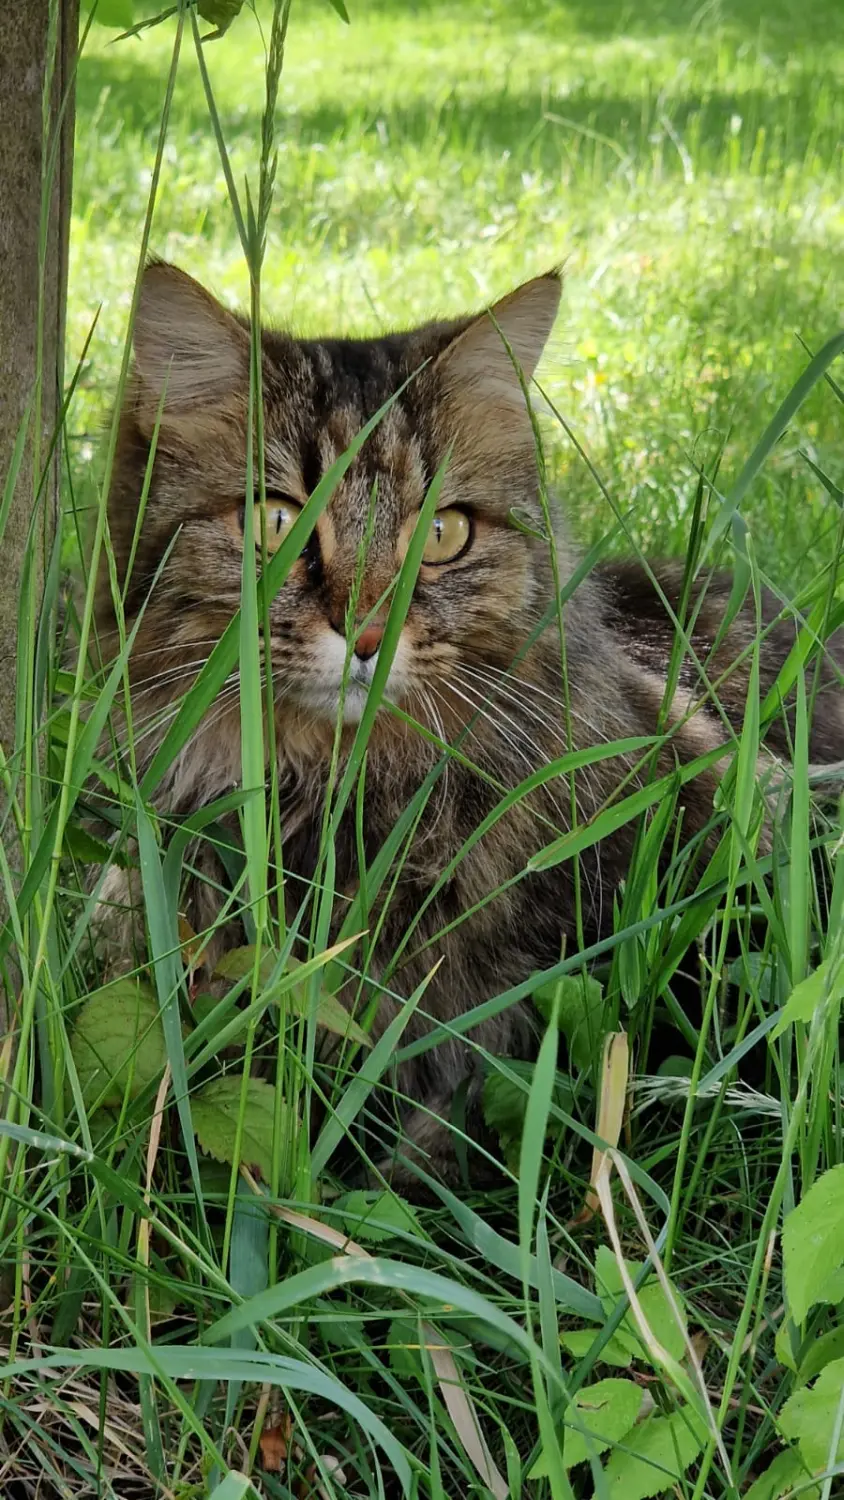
top-left (213, 946), bottom-right (276, 984)
top-left (71, 980), bottom-right (167, 1108)
top-left (387, 1317), bottom-right (425, 1383)
top-left (772, 959), bottom-right (844, 1039)
top-left (783, 1164), bottom-right (844, 1324)
top-left (775, 1319), bottom-right (798, 1374)
top-left (192, 1076), bottom-right (283, 1184)
top-left (528, 1378), bottom-right (643, 1476)
top-left (778, 1357), bottom-right (844, 1470)
top-left (207, 1474), bottom-right (256, 1500)
top-left (325, 0), bottom-right (350, 18)
top-left (814, 1266), bottom-right (844, 1307)
top-left (656, 1055), bottom-right (694, 1079)
top-left (419, 1177), bottom-right (603, 1322)
top-left (482, 1067), bottom-right (528, 1168)
top-left (595, 1247), bottom-right (687, 1363)
top-left (63, 824), bottom-right (129, 867)
top-left (797, 1324), bottom-right (844, 1388)
top-left (534, 973), bottom-right (607, 1072)
top-left (482, 1058), bottom-right (573, 1168)
top-left (741, 1447), bottom-right (820, 1500)
top-left (338, 1190), bottom-right (424, 1245)
top-left (197, 0), bottom-right (245, 33)
top-left (560, 1327), bottom-right (637, 1368)
top-left (86, 0), bottom-right (134, 25)
top-left (603, 1409), bottom-right (706, 1498)
top-left (190, 994), bottom-right (221, 1028)
top-left (291, 967), bottom-right (371, 1048)
top-left (214, 947), bottom-right (371, 1047)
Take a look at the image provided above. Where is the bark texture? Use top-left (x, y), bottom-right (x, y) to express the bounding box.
top-left (0, 0), bottom-right (77, 1011)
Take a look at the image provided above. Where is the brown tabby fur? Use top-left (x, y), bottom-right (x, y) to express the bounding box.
top-left (95, 263), bottom-right (844, 1183)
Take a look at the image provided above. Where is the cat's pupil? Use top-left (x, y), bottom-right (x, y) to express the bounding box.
top-left (243, 495), bottom-right (303, 556)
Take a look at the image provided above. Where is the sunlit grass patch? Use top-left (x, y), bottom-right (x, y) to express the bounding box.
top-left (2, 0), bottom-right (843, 1496)
top-left (69, 0), bottom-right (844, 577)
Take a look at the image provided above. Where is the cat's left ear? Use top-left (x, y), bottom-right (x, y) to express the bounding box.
top-left (435, 271), bottom-right (561, 411)
top-left (131, 262), bottom-right (250, 439)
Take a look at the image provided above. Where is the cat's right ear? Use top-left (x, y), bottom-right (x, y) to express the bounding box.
top-left (131, 262), bottom-right (250, 438)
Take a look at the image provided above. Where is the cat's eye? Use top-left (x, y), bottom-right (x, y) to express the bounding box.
top-left (422, 508), bottom-right (471, 565)
top-left (246, 496), bottom-right (303, 554)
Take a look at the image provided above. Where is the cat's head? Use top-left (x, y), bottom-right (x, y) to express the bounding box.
top-left (104, 263), bottom-right (561, 758)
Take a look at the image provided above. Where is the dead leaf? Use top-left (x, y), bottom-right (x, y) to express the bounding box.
top-left (259, 1413), bottom-right (292, 1473)
top-left (421, 1322), bottom-right (508, 1499)
top-left (239, 1168), bottom-right (370, 1258)
top-left (573, 1030), bottom-right (629, 1224)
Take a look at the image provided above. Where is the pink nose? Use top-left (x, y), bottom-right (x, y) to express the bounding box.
top-left (354, 623), bottom-right (384, 660)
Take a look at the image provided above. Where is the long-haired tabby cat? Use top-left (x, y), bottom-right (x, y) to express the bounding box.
top-left (95, 262), bottom-right (844, 1184)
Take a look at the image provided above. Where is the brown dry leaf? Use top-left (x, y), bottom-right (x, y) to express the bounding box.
top-left (178, 913), bottom-right (200, 969)
top-left (137, 1063), bottom-right (172, 1337)
top-left (689, 1330), bottom-right (710, 1367)
top-left (421, 1322), bottom-right (508, 1500)
top-left (239, 1169), bottom-right (371, 1258)
top-left (574, 1030), bottom-right (629, 1224)
top-left (259, 1413), bottom-right (292, 1473)
top-left (178, 913), bottom-right (207, 998)
top-left (596, 1149), bottom-right (732, 1484)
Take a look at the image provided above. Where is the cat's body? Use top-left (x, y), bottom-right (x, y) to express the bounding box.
top-left (95, 263), bottom-right (844, 1181)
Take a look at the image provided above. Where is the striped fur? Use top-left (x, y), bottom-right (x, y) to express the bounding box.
top-left (94, 263), bottom-right (844, 1183)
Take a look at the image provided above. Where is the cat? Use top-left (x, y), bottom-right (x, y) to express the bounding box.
top-left (93, 261), bottom-right (844, 1185)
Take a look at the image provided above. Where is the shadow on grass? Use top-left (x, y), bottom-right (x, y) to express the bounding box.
top-left (300, 0), bottom-right (844, 44)
top-left (75, 55), bottom-right (842, 200)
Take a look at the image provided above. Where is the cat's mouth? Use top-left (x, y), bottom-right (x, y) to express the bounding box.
top-left (294, 678), bottom-right (372, 724)
top-left (287, 632), bottom-right (411, 725)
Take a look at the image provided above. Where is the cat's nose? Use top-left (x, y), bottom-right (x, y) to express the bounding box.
top-left (354, 623), bottom-right (384, 661)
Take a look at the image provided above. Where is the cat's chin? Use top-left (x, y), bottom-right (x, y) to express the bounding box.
top-left (290, 679), bottom-right (375, 724)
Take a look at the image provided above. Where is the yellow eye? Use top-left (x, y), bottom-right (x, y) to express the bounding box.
top-left (252, 496), bottom-right (302, 554)
top-left (422, 508), bottom-right (471, 565)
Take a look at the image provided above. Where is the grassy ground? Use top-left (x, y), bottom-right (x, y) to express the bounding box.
top-left (69, 0), bottom-right (844, 576)
top-left (2, 0), bottom-right (843, 1496)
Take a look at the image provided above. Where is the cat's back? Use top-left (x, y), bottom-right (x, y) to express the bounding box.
top-left (595, 558), bottom-right (844, 765)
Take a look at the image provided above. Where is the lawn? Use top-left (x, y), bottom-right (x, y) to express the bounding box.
top-left (4, 0), bottom-right (843, 1496)
top-left (69, 0), bottom-right (844, 575)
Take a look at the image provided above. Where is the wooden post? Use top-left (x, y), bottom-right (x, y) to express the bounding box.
top-left (0, 0), bottom-right (78, 1013)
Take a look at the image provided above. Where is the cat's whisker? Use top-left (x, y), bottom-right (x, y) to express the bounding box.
top-left (453, 662), bottom-right (605, 812)
top-left (106, 701), bottom-right (184, 769)
top-left (449, 671), bottom-right (564, 775)
top-left (432, 679), bottom-right (604, 917)
top-left (462, 659), bottom-right (630, 742)
top-left (123, 637), bottom-right (225, 664)
top-left (455, 664), bottom-right (633, 824)
top-left (439, 677), bottom-right (569, 828)
top-left (454, 664), bottom-right (571, 744)
top-left (408, 686), bottom-right (451, 849)
top-left (106, 696), bottom-right (188, 757)
top-left (449, 670), bottom-right (601, 849)
top-left (463, 675), bottom-right (607, 917)
top-left (128, 662), bottom-right (213, 701)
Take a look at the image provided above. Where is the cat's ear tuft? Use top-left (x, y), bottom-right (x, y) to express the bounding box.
top-left (436, 271), bottom-right (561, 403)
top-left (132, 262), bottom-right (249, 436)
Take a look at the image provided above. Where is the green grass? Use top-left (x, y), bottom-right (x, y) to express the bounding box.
top-left (2, 0), bottom-right (844, 1496)
top-left (69, 0), bottom-right (844, 576)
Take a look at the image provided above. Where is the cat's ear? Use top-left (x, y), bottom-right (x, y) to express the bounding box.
top-left (435, 271), bottom-right (560, 411)
top-left (131, 262), bottom-right (249, 437)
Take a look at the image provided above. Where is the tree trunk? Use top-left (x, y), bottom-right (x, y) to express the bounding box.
top-left (0, 0), bottom-right (77, 1015)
